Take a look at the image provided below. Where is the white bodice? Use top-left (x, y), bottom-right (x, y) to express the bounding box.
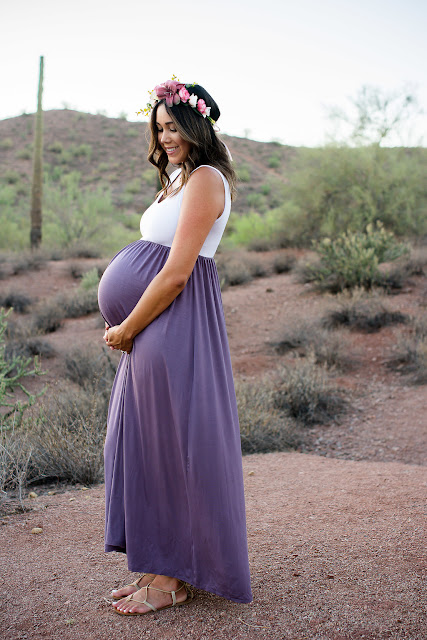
top-left (139, 165), bottom-right (231, 258)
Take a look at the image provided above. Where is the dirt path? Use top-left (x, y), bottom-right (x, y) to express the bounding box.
top-left (1, 257), bottom-right (426, 638)
top-left (1, 452), bottom-right (425, 640)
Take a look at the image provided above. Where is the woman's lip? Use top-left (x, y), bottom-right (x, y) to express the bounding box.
top-left (165, 147), bottom-right (178, 155)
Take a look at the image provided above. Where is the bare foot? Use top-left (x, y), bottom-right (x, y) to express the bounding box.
top-left (113, 575), bottom-right (189, 614)
top-left (111, 573), bottom-right (156, 599)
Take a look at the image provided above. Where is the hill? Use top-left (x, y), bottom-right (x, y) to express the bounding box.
top-left (0, 109), bottom-right (295, 216)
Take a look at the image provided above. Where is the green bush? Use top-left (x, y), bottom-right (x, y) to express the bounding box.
top-left (125, 178), bottom-right (142, 194)
top-left (47, 141), bottom-right (63, 153)
top-left (267, 154), bottom-right (281, 169)
top-left (80, 267), bottom-right (100, 290)
top-left (236, 164), bottom-right (251, 183)
top-left (279, 146), bottom-right (427, 241)
top-left (0, 138), bottom-right (13, 150)
top-left (305, 222), bottom-right (408, 291)
top-left (0, 309), bottom-right (44, 425)
top-left (16, 147), bottom-right (32, 160)
top-left (3, 170), bottom-right (20, 185)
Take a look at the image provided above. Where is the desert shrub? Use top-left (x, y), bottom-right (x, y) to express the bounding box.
top-left (5, 338), bottom-right (55, 361)
top-left (0, 138), bottom-right (13, 150)
top-left (43, 171), bottom-right (116, 249)
top-left (267, 154), bottom-right (281, 168)
top-left (80, 267), bottom-right (100, 290)
top-left (322, 290), bottom-right (409, 332)
top-left (246, 193), bottom-right (268, 213)
top-left (236, 377), bottom-right (300, 454)
top-left (3, 170), bottom-right (20, 184)
top-left (125, 178), bottom-right (142, 194)
top-left (0, 422), bottom-right (33, 509)
top-left (270, 321), bottom-right (347, 369)
top-left (65, 243), bottom-right (103, 259)
top-left (64, 346), bottom-right (117, 396)
top-left (46, 140), bottom-right (63, 153)
top-left (247, 237), bottom-right (276, 252)
top-left (71, 143), bottom-right (92, 159)
top-left (32, 285), bottom-right (99, 334)
top-left (225, 210), bottom-right (282, 251)
top-left (0, 309), bottom-right (45, 425)
top-left (216, 253), bottom-right (252, 288)
top-left (387, 315), bottom-right (427, 385)
top-left (272, 253), bottom-right (297, 274)
top-left (304, 222), bottom-right (408, 292)
top-left (272, 357), bottom-right (346, 425)
top-left (61, 288), bottom-right (99, 317)
top-left (245, 255), bottom-right (268, 278)
top-left (105, 127), bottom-right (118, 137)
top-left (126, 128), bottom-right (139, 138)
top-left (142, 168), bottom-right (158, 186)
top-left (0, 292), bottom-right (33, 313)
top-left (376, 246), bottom-right (427, 290)
top-left (236, 164), bottom-right (251, 183)
top-left (280, 146), bottom-right (427, 242)
top-left (16, 148), bottom-right (32, 160)
top-left (28, 386), bottom-right (106, 485)
top-left (32, 302), bottom-right (64, 333)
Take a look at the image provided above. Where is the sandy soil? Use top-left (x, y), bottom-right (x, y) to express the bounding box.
top-left (0, 257), bottom-right (426, 639)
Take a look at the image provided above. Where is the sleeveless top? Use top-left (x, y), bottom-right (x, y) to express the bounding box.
top-left (139, 165), bottom-right (231, 258)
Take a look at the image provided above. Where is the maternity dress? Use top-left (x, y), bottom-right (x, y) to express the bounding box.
top-left (98, 165), bottom-right (252, 604)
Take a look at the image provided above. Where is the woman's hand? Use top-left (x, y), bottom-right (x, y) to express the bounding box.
top-left (103, 322), bottom-right (133, 354)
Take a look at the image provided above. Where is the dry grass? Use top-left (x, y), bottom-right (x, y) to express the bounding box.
top-left (387, 315), bottom-right (427, 385)
top-left (235, 377), bottom-right (301, 454)
top-left (272, 357), bottom-right (347, 425)
top-left (0, 291), bottom-right (33, 313)
top-left (32, 288), bottom-right (99, 334)
top-left (322, 290), bottom-right (408, 333)
top-left (270, 320), bottom-right (348, 369)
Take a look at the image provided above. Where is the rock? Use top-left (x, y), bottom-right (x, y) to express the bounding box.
top-left (248, 471), bottom-right (255, 476)
top-left (31, 527), bottom-right (43, 534)
top-left (28, 492), bottom-right (37, 499)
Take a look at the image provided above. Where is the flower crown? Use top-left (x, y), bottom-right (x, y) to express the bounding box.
top-left (137, 77), bottom-right (216, 126)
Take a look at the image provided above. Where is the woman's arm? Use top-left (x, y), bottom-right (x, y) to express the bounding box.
top-left (105, 167), bottom-right (225, 353)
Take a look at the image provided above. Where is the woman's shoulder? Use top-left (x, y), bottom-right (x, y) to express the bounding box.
top-left (189, 165), bottom-right (229, 192)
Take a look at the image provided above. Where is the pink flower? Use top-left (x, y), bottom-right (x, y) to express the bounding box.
top-left (178, 87), bottom-right (190, 103)
top-left (197, 99), bottom-right (207, 115)
top-left (155, 80), bottom-right (185, 107)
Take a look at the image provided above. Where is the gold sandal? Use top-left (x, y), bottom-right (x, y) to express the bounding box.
top-left (113, 580), bottom-right (193, 616)
top-left (111, 573), bottom-right (155, 600)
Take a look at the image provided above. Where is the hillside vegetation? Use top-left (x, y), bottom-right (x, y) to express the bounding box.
top-left (2, 109), bottom-right (426, 257)
top-left (0, 110), bottom-right (294, 254)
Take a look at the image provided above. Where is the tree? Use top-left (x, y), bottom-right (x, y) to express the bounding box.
top-left (327, 85), bottom-right (422, 147)
top-left (30, 56), bottom-right (44, 249)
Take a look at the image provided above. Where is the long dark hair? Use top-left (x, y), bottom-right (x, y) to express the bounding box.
top-left (147, 84), bottom-right (237, 200)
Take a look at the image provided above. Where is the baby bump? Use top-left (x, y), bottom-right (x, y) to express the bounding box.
top-left (98, 239), bottom-right (170, 327)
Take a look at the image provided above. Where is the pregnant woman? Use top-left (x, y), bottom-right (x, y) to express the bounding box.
top-left (98, 79), bottom-right (252, 616)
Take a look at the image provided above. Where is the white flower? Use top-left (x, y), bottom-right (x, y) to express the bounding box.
top-left (205, 106), bottom-right (211, 117)
top-left (148, 90), bottom-right (158, 107)
top-left (189, 93), bottom-right (198, 108)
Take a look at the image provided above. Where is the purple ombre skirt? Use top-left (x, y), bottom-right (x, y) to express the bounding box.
top-left (98, 239), bottom-right (252, 603)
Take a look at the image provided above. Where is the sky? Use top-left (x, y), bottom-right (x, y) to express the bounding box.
top-left (1, 0), bottom-right (426, 146)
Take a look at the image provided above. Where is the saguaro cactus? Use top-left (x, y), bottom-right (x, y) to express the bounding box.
top-left (30, 55), bottom-right (44, 249)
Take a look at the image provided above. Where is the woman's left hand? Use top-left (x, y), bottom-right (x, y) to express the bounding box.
top-left (103, 324), bottom-right (133, 354)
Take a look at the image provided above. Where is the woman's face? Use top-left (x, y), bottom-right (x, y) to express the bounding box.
top-left (156, 103), bottom-right (191, 165)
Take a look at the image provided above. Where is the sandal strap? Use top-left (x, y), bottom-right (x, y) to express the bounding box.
top-left (138, 581), bottom-right (186, 609)
top-left (123, 593), bottom-right (157, 612)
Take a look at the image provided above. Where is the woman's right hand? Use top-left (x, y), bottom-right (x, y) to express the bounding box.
top-left (103, 322), bottom-right (111, 347)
